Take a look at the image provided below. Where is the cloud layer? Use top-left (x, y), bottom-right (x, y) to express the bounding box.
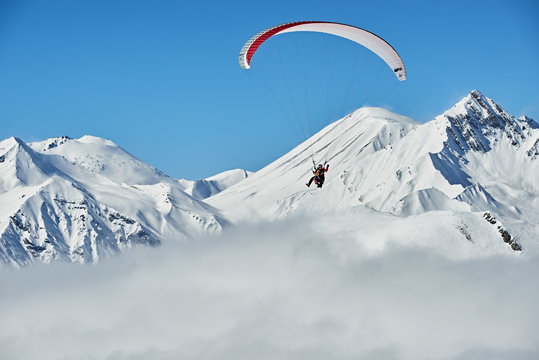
top-left (1, 218), bottom-right (538, 360)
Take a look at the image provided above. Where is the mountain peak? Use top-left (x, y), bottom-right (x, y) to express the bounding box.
top-left (353, 106), bottom-right (419, 127)
top-left (435, 90), bottom-right (527, 154)
top-left (78, 135), bottom-right (118, 147)
top-left (27, 135), bottom-right (169, 186)
top-left (178, 169), bottom-right (253, 200)
top-left (518, 115), bottom-right (539, 129)
top-left (469, 89), bottom-right (484, 99)
top-left (0, 136), bottom-right (25, 148)
top-left (0, 137), bottom-right (54, 191)
top-left (29, 136), bottom-right (73, 152)
top-left (447, 90), bottom-right (506, 118)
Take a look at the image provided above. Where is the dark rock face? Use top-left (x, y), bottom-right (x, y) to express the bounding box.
top-left (483, 212), bottom-right (522, 252)
top-left (42, 136), bottom-right (73, 151)
top-left (1, 189), bottom-right (161, 267)
top-left (442, 90), bottom-right (528, 155)
top-left (526, 139), bottom-right (539, 159)
top-left (430, 91), bottom-right (537, 189)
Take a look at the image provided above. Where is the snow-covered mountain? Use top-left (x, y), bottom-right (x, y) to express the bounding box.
top-left (0, 136), bottom-right (229, 267)
top-left (208, 90), bottom-right (538, 252)
top-left (177, 169), bottom-right (253, 200)
top-left (2, 90), bottom-right (537, 266)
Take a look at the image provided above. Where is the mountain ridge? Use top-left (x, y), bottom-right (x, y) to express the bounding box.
top-left (0, 135), bottom-right (232, 267)
top-left (207, 90), bottom-right (538, 251)
top-left (1, 90), bottom-right (537, 266)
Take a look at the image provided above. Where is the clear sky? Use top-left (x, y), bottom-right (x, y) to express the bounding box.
top-left (1, 0), bottom-right (538, 179)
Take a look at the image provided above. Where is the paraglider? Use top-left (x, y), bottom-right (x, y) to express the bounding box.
top-left (306, 162), bottom-right (329, 188)
top-left (239, 21), bottom-right (406, 81)
top-left (238, 21), bottom-right (406, 190)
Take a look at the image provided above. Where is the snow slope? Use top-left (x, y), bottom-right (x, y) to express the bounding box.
top-left (208, 90), bottom-right (539, 252)
top-left (28, 135), bottom-right (169, 185)
top-left (0, 136), bottom-right (227, 267)
top-left (177, 169), bottom-right (253, 200)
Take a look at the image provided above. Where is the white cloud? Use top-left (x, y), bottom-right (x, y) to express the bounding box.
top-left (0, 217), bottom-right (538, 360)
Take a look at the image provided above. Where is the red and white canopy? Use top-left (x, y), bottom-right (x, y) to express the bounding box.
top-left (239, 21), bottom-right (406, 81)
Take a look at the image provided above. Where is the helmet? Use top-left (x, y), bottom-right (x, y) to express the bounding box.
top-left (318, 164), bottom-right (323, 169)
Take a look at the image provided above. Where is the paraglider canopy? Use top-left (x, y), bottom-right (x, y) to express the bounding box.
top-left (238, 21), bottom-right (406, 81)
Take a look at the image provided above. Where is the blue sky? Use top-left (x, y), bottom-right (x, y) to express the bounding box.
top-left (1, 0), bottom-right (538, 179)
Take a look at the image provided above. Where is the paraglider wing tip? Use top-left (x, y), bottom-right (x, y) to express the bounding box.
top-left (239, 56), bottom-right (251, 69)
top-left (394, 67), bottom-right (406, 81)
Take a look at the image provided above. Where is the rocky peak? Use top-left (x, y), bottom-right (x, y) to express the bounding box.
top-left (518, 115), bottom-right (539, 130)
top-left (31, 135), bottom-right (73, 152)
top-left (438, 90), bottom-right (527, 154)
